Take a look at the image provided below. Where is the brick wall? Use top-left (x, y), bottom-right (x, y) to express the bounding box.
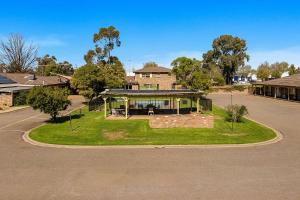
top-left (135, 73), bottom-right (176, 90)
top-left (0, 93), bottom-right (13, 108)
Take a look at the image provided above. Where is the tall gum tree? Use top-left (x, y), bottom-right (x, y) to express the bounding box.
top-left (203, 35), bottom-right (249, 85)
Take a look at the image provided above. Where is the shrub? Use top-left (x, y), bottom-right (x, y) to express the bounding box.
top-left (13, 91), bottom-right (28, 106)
top-left (27, 86), bottom-right (71, 121)
top-left (213, 75), bottom-right (226, 86)
top-left (232, 85), bottom-right (246, 92)
top-left (226, 104), bottom-right (248, 122)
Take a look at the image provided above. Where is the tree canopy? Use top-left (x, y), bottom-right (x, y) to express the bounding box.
top-left (71, 59), bottom-right (125, 100)
top-left (270, 62), bottom-right (289, 78)
top-left (257, 62), bottom-right (271, 81)
top-left (73, 26), bottom-right (126, 100)
top-left (203, 35), bottom-right (249, 84)
top-left (35, 54), bottom-right (74, 76)
top-left (171, 57), bottom-right (201, 87)
top-left (27, 86), bottom-right (71, 121)
top-left (71, 64), bottom-right (105, 100)
top-left (170, 57), bottom-right (212, 90)
top-left (84, 26), bottom-right (121, 64)
top-left (143, 62), bottom-right (159, 68)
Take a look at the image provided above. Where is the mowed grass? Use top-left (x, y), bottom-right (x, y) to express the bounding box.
top-left (29, 106), bottom-right (276, 145)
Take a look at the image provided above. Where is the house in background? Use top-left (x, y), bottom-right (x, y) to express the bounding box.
top-left (101, 65), bottom-right (211, 119)
top-left (0, 73), bottom-right (70, 109)
top-left (125, 65), bottom-right (180, 90)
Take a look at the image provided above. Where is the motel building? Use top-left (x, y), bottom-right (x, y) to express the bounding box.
top-left (251, 73), bottom-right (300, 102)
top-left (100, 65), bottom-right (212, 119)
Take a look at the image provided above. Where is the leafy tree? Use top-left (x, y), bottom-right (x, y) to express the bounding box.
top-left (257, 62), bottom-right (271, 81)
top-left (36, 54), bottom-right (74, 76)
top-left (171, 57), bottom-right (201, 87)
top-left (210, 65), bottom-right (225, 86)
top-left (100, 58), bottom-right (126, 88)
top-left (289, 64), bottom-right (296, 76)
top-left (27, 86), bottom-right (71, 121)
top-left (143, 62), bottom-right (159, 68)
top-left (75, 26), bottom-right (125, 98)
top-left (203, 35), bottom-right (249, 84)
top-left (0, 33), bottom-right (37, 72)
top-left (190, 70), bottom-right (211, 90)
top-left (270, 62), bottom-right (289, 78)
top-left (84, 50), bottom-right (96, 65)
top-left (71, 64), bottom-right (105, 100)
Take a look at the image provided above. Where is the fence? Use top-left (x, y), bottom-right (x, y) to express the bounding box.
top-left (200, 97), bottom-right (212, 111)
top-left (88, 97), bottom-right (104, 111)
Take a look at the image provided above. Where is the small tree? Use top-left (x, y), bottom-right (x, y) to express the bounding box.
top-left (257, 62), bottom-right (271, 81)
top-left (226, 104), bottom-right (248, 122)
top-left (27, 86), bottom-right (71, 121)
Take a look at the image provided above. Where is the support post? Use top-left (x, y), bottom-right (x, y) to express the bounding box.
top-left (176, 98), bottom-right (181, 115)
top-left (196, 97), bottom-right (200, 113)
top-left (124, 97), bottom-right (128, 119)
top-left (103, 97), bottom-right (107, 118)
top-left (274, 87), bottom-right (277, 98)
top-left (288, 88), bottom-right (290, 101)
top-left (190, 97), bottom-right (193, 112)
top-left (263, 86), bottom-right (266, 96)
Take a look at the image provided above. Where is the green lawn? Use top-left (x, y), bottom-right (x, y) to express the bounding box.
top-left (29, 106), bottom-right (276, 145)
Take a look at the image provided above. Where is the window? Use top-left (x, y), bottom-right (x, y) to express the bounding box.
top-left (141, 84), bottom-right (157, 90)
top-left (142, 73), bottom-right (150, 78)
top-left (181, 100), bottom-right (188, 105)
top-left (164, 100), bottom-right (169, 106)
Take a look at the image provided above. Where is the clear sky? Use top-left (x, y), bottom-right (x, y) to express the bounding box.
top-left (1, 0), bottom-right (300, 72)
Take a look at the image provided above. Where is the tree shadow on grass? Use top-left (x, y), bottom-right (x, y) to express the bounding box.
top-left (46, 114), bottom-right (85, 124)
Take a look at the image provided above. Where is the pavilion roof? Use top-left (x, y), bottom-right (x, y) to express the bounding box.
top-left (101, 89), bottom-right (204, 97)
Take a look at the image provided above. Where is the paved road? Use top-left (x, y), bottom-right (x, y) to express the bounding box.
top-left (0, 94), bottom-right (300, 200)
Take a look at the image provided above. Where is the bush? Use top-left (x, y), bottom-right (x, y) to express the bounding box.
top-left (27, 86), bottom-right (71, 121)
top-left (232, 85), bottom-right (246, 92)
top-left (213, 75), bottom-right (226, 86)
top-left (226, 104), bottom-right (248, 122)
top-left (13, 91), bottom-right (28, 106)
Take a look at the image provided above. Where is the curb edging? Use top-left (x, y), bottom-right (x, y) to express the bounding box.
top-left (22, 115), bottom-right (283, 149)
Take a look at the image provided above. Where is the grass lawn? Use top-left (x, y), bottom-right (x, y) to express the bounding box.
top-left (29, 106), bottom-right (276, 145)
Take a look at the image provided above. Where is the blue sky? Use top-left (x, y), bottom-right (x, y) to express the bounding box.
top-left (1, 0), bottom-right (300, 72)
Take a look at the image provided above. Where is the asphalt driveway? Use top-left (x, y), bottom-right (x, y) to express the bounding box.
top-left (0, 93), bottom-right (300, 200)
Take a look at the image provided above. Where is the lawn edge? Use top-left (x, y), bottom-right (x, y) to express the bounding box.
top-left (23, 115), bottom-right (282, 149)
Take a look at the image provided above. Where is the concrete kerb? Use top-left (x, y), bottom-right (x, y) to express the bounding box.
top-left (22, 108), bottom-right (283, 149)
top-left (0, 106), bottom-right (30, 114)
